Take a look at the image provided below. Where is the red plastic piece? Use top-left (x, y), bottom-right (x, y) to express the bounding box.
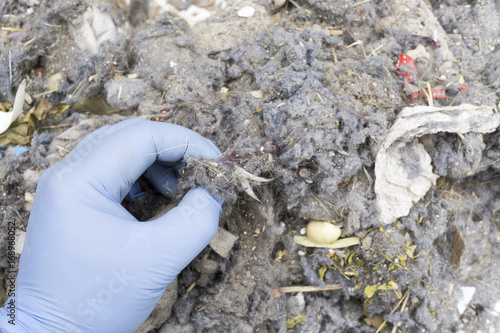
top-left (431, 86), bottom-right (447, 99)
top-left (460, 84), bottom-right (468, 92)
top-left (396, 54), bottom-right (417, 83)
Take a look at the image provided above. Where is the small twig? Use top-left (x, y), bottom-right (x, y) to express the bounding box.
top-left (314, 90), bottom-right (379, 125)
top-left (329, 30), bottom-right (343, 36)
top-left (20, 37), bottom-right (36, 52)
top-left (1, 27), bottom-right (25, 32)
top-left (311, 194), bottom-right (331, 215)
top-left (375, 290), bottom-right (410, 333)
top-left (34, 90), bottom-right (56, 98)
top-left (468, 278), bottom-right (500, 291)
top-left (391, 291), bottom-right (410, 333)
top-left (279, 285), bottom-right (341, 293)
top-left (9, 50), bottom-right (12, 87)
top-left (38, 124), bottom-right (73, 130)
top-left (367, 44), bottom-right (384, 57)
top-left (486, 89), bottom-right (500, 98)
top-left (331, 262), bottom-right (350, 280)
top-left (187, 157), bottom-right (230, 182)
top-left (70, 78), bottom-right (86, 96)
top-left (347, 41), bottom-right (367, 58)
top-left (332, 47), bottom-right (338, 64)
top-left (353, 0), bottom-right (373, 7)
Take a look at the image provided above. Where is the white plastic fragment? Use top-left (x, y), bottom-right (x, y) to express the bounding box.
top-left (275, 0), bottom-right (286, 9)
top-left (235, 166), bottom-right (273, 202)
top-left (15, 230), bottom-right (26, 255)
top-left (209, 227), bottom-right (239, 259)
top-left (178, 5), bottom-right (214, 27)
top-left (70, 6), bottom-right (118, 54)
top-left (457, 286), bottom-right (476, 315)
top-left (237, 6), bottom-right (255, 18)
top-left (375, 104), bottom-right (500, 224)
top-left (0, 79), bottom-right (26, 134)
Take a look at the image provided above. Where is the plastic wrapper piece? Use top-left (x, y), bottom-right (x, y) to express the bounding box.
top-left (375, 104), bottom-right (500, 224)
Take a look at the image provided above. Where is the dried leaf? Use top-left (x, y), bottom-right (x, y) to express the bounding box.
top-left (294, 236), bottom-right (360, 249)
top-left (0, 79), bottom-right (26, 134)
top-left (0, 99), bottom-right (70, 146)
top-left (451, 225), bottom-right (465, 266)
top-left (319, 266), bottom-right (328, 281)
top-left (364, 281), bottom-right (398, 299)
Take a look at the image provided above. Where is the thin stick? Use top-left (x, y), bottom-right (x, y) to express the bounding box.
top-left (1, 27), bottom-right (25, 32)
top-left (187, 157), bottom-right (230, 182)
top-left (332, 262), bottom-right (350, 280)
top-left (34, 90), bottom-right (56, 98)
top-left (20, 37), bottom-right (36, 52)
top-left (391, 291), bottom-right (410, 333)
top-left (332, 47), bottom-right (338, 64)
top-left (71, 79), bottom-right (86, 96)
top-left (314, 90), bottom-right (378, 125)
top-left (353, 0), bottom-right (372, 7)
top-left (279, 285), bottom-right (342, 293)
top-left (329, 30), bottom-right (343, 36)
top-left (375, 290), bottom-right (410, 333)
top-left (9, 50), bottom-right (12, 87)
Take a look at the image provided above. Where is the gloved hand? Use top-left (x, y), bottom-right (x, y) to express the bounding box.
top-left (0, 119), bottom-right (223, 333)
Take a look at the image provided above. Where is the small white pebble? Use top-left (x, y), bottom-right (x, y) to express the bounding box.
top-left (237, 6), bottom-right (255, 18)
top-left (298, 250), bottom-right (305, 256)
top-left (169, 61), bottom-right (177, 68)
top-left (300, 227), bottom-right (306, 235)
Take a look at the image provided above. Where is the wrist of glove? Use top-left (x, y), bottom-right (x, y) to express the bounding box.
top-left (1, 119), bottom-right (223, 332)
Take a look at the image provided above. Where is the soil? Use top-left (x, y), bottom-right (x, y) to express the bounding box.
top-left (1, 0), bottom-right (500, 332)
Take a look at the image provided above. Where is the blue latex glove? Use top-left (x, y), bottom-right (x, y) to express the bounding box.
top-left (0, 119), bottom-right (223, 332)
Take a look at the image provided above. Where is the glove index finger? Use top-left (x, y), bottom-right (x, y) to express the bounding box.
top-left (51, 119), bottom-right (221, 202)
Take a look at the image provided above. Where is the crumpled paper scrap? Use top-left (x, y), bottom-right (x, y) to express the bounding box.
top-left (70, 6), bottom-right (118, 54)
top-left (0, 79), bottom-right (26, 134)
top-left (375, 104), bottom-right (500, 224)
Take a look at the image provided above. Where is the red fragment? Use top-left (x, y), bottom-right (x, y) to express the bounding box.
top-left (261, 142), bottom-right (276, 154)
top-left (34, 67), bottom-right (43, 75)
top-left (431, 86), bottom-right (447, 99)
top-left (460, 84), bottom-right (468, 92)
top-left (160, 110), bottom-right (167, 114)
top-left (424, 37), bottom-right (441, 49)
top-left (406, 91), bottom-right (420, 99)
top-left (273, 288), bottom-right (281, 298)
top-left (396, 54), bottom-right (417, 83)
top-left (227, 150), bottom-right (250, 163)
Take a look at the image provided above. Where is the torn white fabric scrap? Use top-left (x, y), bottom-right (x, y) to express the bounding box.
top-left (0, 79), bottom-right (26, 134)
top-left (70, 6), bottom-right (118, 54)
top-left (375, 104), bottom-right (500, 224)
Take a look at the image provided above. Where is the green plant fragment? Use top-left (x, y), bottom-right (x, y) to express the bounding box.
top-left (294, 236), bottom-right (360, 249)
top-left (364, 281), bottom-right (398, 299)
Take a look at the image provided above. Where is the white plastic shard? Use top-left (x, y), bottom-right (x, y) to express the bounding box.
top-left (0, 79), bottom-right (26, 134)
top-left (235, 166), bottom-right (273, 202)
top-left (375, 104), bottom-right (500, 224)
top-left (70, 6), bottom-right (118, 54)
top-left (235, 166), bottom-right (273, 183)
top-left (457, 286), bottom-right (476, 315)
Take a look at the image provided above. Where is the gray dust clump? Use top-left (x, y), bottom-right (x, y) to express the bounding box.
top-left (1, 0), bottom-right (500, 332)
